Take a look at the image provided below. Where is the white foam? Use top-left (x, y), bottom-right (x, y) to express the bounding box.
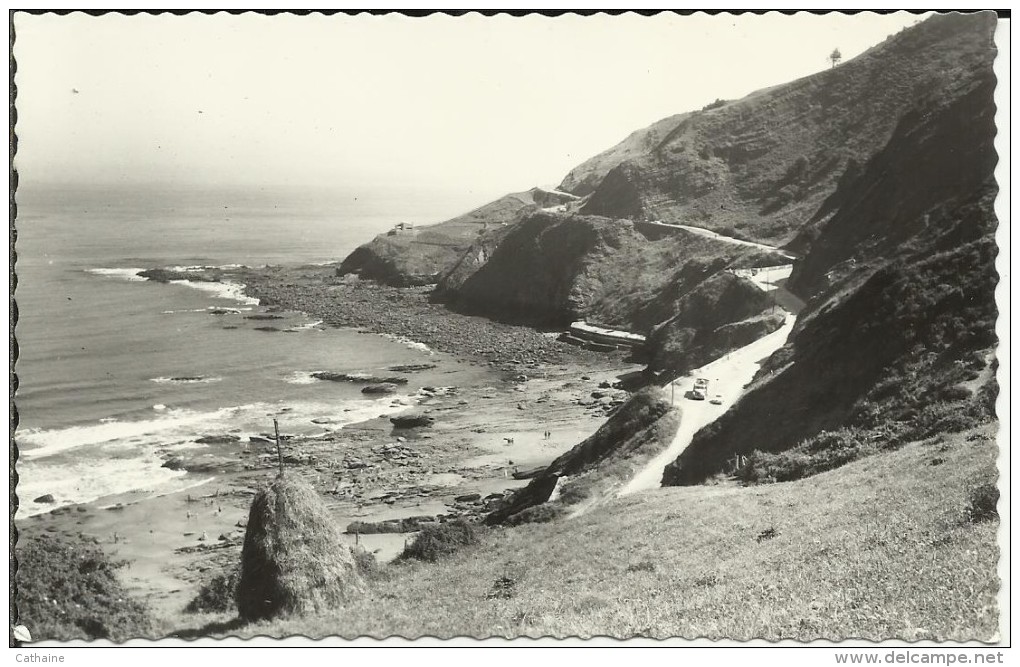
top-left (17, 394), bottom-right (421, 515)
top-left (292, 319), bottom-right (324, 331)
top-left (150, 376), bottom-right (223, 385)
top-left (167, 279), bottom-right (260, 306)
top-left (17, 453), bottom-right (187, 518)
top-left (86, 267), bottom-right (147, 282)
top-left (381, 333), bottom-right (434, 355)
top-left (153, 404), bottom-right (167, 411)
top-left (18, 406), bottom-right (242, 459)
top-left (283, 371), bottom-right (319, 385)
top-left (166, 263), bottom-right (247, 272)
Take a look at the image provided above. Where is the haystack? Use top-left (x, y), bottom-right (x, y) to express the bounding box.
top-left (237, 474), bottom-right (361, 621)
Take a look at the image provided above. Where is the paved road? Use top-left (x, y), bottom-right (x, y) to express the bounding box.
top-left (618, 313), bottom-right (797, 496)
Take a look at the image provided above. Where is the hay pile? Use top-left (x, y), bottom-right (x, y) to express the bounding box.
top-left (237, 474), bottom-right (362, 621)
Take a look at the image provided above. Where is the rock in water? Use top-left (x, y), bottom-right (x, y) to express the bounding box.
top-left (161, 457), bottom-right (186, 471)
top-left (237, 475), bottom-right (362, 621)
top-left (312, 372), bottom-right (408, 385)
top-left (362, 382), bottom-right (399, 394)
top-left (389, 414), bottom-right (435, 428)
top-left (195, 434), bottom-right (241, 444)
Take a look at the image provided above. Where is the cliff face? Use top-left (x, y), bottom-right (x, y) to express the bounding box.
top-left (664, 64), bottom-right (999, 485)
top-left (434, 212), bottom-right (787, 332)
top-left (646, 273), bottom-right (784, 376)
top-left (571, 13), bottom-right (997, 246)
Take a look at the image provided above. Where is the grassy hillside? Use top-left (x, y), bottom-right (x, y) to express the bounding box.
top-left (575, 13), bottom-right (997, 245)
top-left (559, 112), bottom-right (691, 196)
top-left (197, 424), bottom-right (997, 640)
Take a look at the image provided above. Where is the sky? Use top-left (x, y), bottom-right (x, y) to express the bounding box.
top-left (14, 11), bottom-right (928, 199)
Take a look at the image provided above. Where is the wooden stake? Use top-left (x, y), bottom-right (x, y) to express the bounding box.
top-left (274, 418), bottom-right (284, 476)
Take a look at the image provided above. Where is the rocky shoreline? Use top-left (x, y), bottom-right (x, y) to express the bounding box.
top-left (19, 263), bottom-right (641, 619)
top-left (234, 264), bottom-right (620, 374)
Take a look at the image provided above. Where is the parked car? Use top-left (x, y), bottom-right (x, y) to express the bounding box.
top-left (710, 394), bottom-right (723, 405)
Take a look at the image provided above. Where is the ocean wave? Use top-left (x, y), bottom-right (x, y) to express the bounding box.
top-left (166, 263), bottom-right (247, 272)
top-left (87, 266), bottom-right (260, 306)
top-left (283, 371), bottom-right (319, 385)
top-left (17, 455), bottom-right (187, 518)
top-left (16, 394), bottom-right (418, 516)
top-left (19, 393), bottom-right (418, 461)
top-left (380, 333), bottom-right (434, 355)
top-left (292, 320), bottom-right (324, 331)
top-left (85, 267), bottom-right (147, 282)
top-left (150, 376), bottom-right (223, 385)
top-left (167, 279), bottom-right (260, 306)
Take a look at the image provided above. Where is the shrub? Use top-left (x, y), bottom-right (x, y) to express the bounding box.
top-left (965, 483), bottom-right (999, 523)
top-left (185, 570), bottom-right (239, 614)
top-left (505, 504), bottom-right (566, 526)
top-left (626, 560), bottom-right (656, 573)
top-left (555, 476), bottom-right (595, 506)
top-left (16, 533), bottom-right (152, 641)
top-left (702, 98), bottom-right (728, 111)
top-left (737, 428), bottom-right (878, 484)
top-left (350, 546), bottom-right (379, 578)
top-left (938, 385), bottom-right (973, 402)
top-left (399, 521), bottom-right (479, 562)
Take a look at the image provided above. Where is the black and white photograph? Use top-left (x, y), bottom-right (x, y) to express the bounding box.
top-left (9, 8), bottom-right (1008, 651)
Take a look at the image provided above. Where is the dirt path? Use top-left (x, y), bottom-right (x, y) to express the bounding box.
top-left (674, 224), bottom-right (799, 260)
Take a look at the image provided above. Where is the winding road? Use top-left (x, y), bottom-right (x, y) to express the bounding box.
top-left (617, 229), bottom-right (804, 496)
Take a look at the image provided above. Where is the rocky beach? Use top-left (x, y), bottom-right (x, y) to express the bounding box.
top-left (17, 262), bottom-right (640, 619)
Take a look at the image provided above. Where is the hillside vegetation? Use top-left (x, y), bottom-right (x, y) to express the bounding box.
top-left (15, 532), bottom-right (153, 642)
top-left (205, 425), bottom-right (998, 640)
top-left (665, 54), bottom-right (999, 486)
top-left (574, 13), bottom-right (997, 245)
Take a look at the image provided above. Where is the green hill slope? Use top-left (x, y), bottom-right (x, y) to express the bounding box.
top-left (574, 13), bottom-right (997, 245)
top-left (208, 424), bottom-right (998, 640)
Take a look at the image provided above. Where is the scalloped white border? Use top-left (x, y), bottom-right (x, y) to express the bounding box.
top-left (5, 6), bottom-right (1011, 657)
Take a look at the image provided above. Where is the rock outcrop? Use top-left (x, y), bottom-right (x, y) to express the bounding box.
top-left (336, 189), bottom-right (545, 286)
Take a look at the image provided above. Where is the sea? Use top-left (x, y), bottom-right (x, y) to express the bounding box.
top-left (13, 182), bottom-right (487, 518)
